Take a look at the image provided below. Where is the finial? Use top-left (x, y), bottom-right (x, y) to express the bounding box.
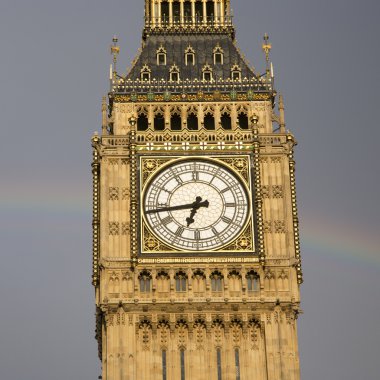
top-left (262, 33), bottom-right (272, 64)
top-left (110, 35), bottom-right (120, 73)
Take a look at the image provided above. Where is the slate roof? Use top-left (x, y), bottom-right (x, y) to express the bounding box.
top-left (127, 34), bottom-right (255, 82)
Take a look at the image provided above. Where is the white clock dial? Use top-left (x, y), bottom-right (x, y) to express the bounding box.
top-left (143, 159), bottom-right (250, 251)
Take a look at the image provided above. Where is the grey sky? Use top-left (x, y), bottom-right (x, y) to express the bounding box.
top-left (0, 1), bottom-right (379, 379)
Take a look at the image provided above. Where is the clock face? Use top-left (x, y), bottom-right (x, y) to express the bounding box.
top-left (143, 159), bottom-right (250, 251)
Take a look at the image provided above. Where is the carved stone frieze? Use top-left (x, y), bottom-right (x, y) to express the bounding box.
top-left (109, 222), bottom-right (120, 236)
top-left (109, 187), bottom-right (119, 201)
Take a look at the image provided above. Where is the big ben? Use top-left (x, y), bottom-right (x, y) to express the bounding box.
top-left (91, 1), bottom-right (303, 379)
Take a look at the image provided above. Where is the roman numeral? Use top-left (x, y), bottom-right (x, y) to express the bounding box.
top-left (221, 216), bottom-right (233, 224)
top-left (225, 203), bottom-right (236, 207)
top-left (194, 230), bottom-right (201, 240)
top-left (161, 216), bottom-right (173, 225)
top-left (221, 188), bottom-right (230, 193)
top-left (175, 226), bottom-right (184, 237)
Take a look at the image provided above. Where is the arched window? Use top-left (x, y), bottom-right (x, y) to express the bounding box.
top-left (171, 113), bottom-right (182, 131)
top-left (157, 46), bottom-right (167, 65)
top-left (137, 114), bottom-right (149, 131)
top-left (213, 45), bottom-right (224, 65)
top-left (139, 271), bottom-right (152, 292)
top-left (192, 270), bottom-right (206, 294)
top-left (175, 271), bottom-right (187, 292)
top-left (185, 46), bottom-right (195, 66)
top-left (141, 65), bottom-right (151, 81)
top-left (187, 113), bottom-right (198, 130)
top-left (204, 113), bottom-right (215, 130)
top-left (202, 64), bottom-right (213, 81)
top-left (221, 112), bottom-right (232, 130)
top-left (211, 271), bottom-right (223, 292)
top-left (154, 113), bottom-right (165, 131)
top-left (231, 64), bottom-right (242, 81)
top-left (157, 271), bottom-right (170, 293)
top-left (169, 64), bottom-right (180, 82)
top-left (238, 113), bottom-right (249, 129)
top-left (228, 270), bottom-right (242, 294)
top-left (246, 271), bottom-right (260, 292)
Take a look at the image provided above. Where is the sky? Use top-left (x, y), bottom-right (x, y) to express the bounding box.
top-left (0, 0), bottom-right (379, 379)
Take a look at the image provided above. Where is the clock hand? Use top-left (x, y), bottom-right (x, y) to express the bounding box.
top-left (146, 197), bottom-right (209, 215)
top-left (186, 197), bottom-right (210, 227)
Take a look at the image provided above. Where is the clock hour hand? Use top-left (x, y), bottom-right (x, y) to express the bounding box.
top-left (186, 196), bottom-right (209, 227)
top-left (146, 196), bottom-right (209, 215)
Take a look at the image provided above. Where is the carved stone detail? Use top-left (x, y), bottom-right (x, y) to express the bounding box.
top-left (109, 187), bottom-right (119, 201)
top-left (261, 185), bottom-right (270, 198)
top-left (109, 222), bottom-right (120, 236)
top-left (263, 221), bottom-right (272, 233)
top-left (274, 220), bottom-right (286, 234)
top-left (121, 222), bottom-right (131, 235)
top-left (122, 187), bottom-right (130, 200)
top-left (272, 185), bottom-right (284, 198)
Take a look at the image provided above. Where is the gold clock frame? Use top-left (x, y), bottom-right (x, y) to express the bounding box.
top-left (139, 155), bottom-right (256, 255)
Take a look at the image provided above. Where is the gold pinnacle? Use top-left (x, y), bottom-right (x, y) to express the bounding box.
top-left (262, 33), bottom-right (272, 63)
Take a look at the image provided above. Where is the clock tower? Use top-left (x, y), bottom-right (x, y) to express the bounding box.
top-left (91, 1), bottom-right (303, 379)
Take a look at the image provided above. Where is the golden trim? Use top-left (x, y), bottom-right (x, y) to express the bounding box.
top-left (113, 93), bottom-right (272, 103)
top-left (139, 155), bottom-right (255, 255)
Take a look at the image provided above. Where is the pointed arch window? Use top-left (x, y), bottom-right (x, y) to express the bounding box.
top-left (139, 271), bottom-right (152, 292)
top-left (204, 113), bottom-right (215, 130)
top-left (175, 271), bottom-right (187, 292)
top-left (169, 64), bottom-right (180, 82)
top-left (231, 64), bottom-right (242, 81)
top-left (211, 271), bottom-right (223, 292)
top-left (171, 113), bottom-right (182, 131)
top-left (137, 113), bottom-right (149, 131)
top-left (213, 45), bottom-right (224, 65)
top-left (157, 46), bottom-right (167, 66)
top-left (154, 112), bottom-right (165, 131)
top-left (187, 112), bottom-right (198, 130)
top-left (202, 64), bottom-right (213, 81)
top-left (221, 112), bottom-right (232, 130)
top-left (185, 46), bottom-right (195, 66)
top-left (141, 65), bottom-right (151, 81)
top-left (247, 271), bottom-right (260, 292)
top-left (238, 112), bottom-right (249, 129)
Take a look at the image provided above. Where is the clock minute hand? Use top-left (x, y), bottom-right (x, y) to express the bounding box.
top-left (146, 198), bottom-right (209, 215)
top-left (146, 197), bottom-right (209, 215)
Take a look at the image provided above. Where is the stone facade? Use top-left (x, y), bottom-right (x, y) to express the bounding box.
top-left (91, 1), bottom-right (302, 379)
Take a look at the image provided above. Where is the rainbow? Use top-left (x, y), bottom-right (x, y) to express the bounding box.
top-left (1, 187), bottom-right (379, 270)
